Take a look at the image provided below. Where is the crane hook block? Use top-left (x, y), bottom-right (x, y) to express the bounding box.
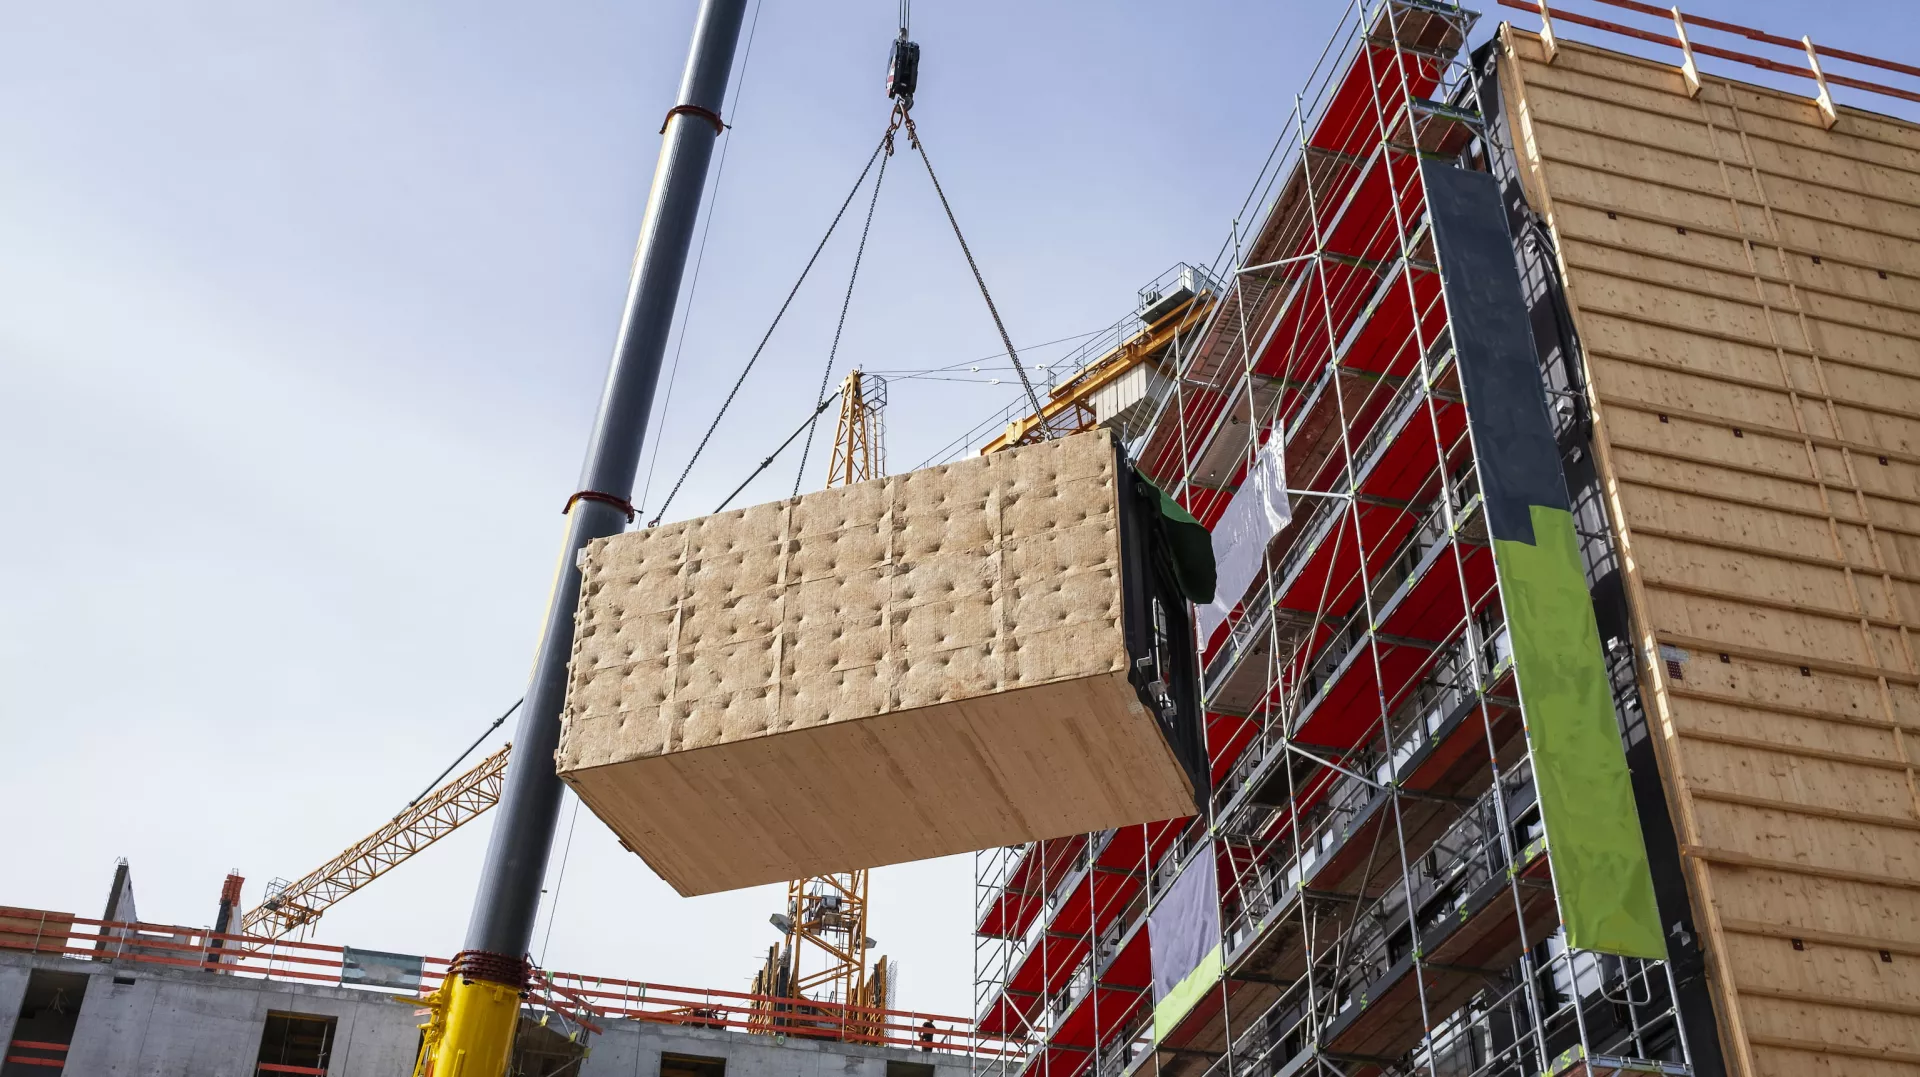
top-left (887, 37), bottom-right (920, 107)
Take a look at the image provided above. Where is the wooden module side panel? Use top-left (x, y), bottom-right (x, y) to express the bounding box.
top-left (1500, 27), bottom-right (1920, 1075)
top-left (566, 669), bottom-right (1193, 896)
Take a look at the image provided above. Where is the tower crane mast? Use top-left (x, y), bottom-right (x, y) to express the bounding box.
top-left (826, 368), bottom-right (886, 488)
top-left (752, 369), bottom-right (894, 1040)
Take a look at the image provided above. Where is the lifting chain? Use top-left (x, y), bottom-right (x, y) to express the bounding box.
top-left (648, 21), bottom-right (1051, 528)
top-left (888, 102), bottom-right (1048, 432)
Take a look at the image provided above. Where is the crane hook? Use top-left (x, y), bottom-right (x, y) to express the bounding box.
top-left (886, 7), bottom-right (919, 111)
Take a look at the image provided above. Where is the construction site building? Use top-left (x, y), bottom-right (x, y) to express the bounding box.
top-left (0, 945), bottom-right (968, 1077)
top-left (6, 2), bottom-right (1919, 1075)
top-left (0, 903), bottom-right (984, 1075)
top-left (971, 4), bottom-right (1920, 1077)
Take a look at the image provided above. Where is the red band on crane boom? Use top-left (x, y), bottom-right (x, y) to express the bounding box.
top-left (563, 490), bottom-right (635, 522)
top-left (660, 104), bottom-right (726, 136)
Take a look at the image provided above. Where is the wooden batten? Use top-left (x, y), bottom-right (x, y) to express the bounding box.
top-left (0, 906), bottom-right (74, 954)
top-left (1498, 26), bottom-right (1920, 1074)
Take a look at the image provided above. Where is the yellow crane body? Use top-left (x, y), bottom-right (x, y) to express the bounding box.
top-left (412, 974), bottom-right (521, 1077)
top-left (980, 293), bottom-right (1210, 454)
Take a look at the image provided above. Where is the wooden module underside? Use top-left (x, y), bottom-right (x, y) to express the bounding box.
top-left (1500, 28), bottom-right (1920, 1075)
top-left (567, 670), bottom-right (1191, 896)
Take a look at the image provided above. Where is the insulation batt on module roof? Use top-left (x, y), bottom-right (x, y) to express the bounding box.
top-left (556, 429), bottom-right (1199, 896)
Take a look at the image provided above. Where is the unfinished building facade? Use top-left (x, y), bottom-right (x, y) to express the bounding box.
top-left (971, 2), bottom-right (1920, 1076)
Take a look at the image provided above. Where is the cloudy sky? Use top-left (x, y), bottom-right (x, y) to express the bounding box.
top-left (2, 0), bottom-right (1908, 1019)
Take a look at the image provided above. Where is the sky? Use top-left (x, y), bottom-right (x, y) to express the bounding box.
top-left (1, 0), bottom-right (1910, 1022)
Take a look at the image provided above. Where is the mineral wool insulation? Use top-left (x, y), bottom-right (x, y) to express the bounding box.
top-left (557, 428), bottom-right (1200, 896)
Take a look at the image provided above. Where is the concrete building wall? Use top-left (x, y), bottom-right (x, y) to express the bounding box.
top-left (0, 951), bottom-right (971, 1077)
top-left (28, 956), bottom-right (418, 1076)
top-left (64, 966), bottom-right (261, 1076)
top-left (0, 961), bottom-right (29, 1050)
top-left (578, 1020), bottom-right (965, 1077)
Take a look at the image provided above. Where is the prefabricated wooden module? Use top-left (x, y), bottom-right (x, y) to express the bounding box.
top-left (556, 428), bottom-right (1200, 896)
top-left (1499, 26), bottom-right (1920, 1073)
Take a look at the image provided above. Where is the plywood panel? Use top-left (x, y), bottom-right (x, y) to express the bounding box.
top-left (0, 907), bottom-right (73, 954)
top-left (556, 428), bottom-right (1197, 895)
top-left (1500, 25), bottom-right (1920, 1074)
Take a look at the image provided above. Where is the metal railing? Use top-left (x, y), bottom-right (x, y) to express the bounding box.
top-left (0, 907), bottom-right (1010, 1058)
top-left (1503, 0), bottom-right (1920, 111)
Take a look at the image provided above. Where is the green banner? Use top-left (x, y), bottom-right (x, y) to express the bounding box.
top-left (1153, 942), bottom-right (1223, 1042)
top-left (1498, 506), bottom-right (1665, 959)
top-left (1423, 160), bottom-right (1665, 960)
top-left (1148, 846), bottom-right (1224, 1042)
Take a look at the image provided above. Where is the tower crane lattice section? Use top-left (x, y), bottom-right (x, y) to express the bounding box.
top-left (242, 744), bottom-right (511, 940)
top-left (751, 368), bottom-right (896, 1044)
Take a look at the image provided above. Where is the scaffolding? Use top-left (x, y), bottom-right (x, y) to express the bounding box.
top-left (972, 2), bottom-right (1701, 1076)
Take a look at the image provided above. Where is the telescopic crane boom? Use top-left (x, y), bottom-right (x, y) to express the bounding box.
top-left (414, 2), bottom-right (751, 1072)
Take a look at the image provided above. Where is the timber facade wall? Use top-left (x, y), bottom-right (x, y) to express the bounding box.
top-left (1498, 25), bottom-right (1920, 1076)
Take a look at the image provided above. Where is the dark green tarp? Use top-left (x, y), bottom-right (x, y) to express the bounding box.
top-left (1137, 473), bottom-right (1216, 604)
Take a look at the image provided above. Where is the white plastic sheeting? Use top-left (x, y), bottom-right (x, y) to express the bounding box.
top-left (341, 946), bottom-right (426, 990)
top-left (1195, 437), bottom-right (1291, 644)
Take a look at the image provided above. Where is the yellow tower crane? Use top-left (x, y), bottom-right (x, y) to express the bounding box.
top-left (980, 286), bottom-right (1211, 454)
top-left (242, 744), bottom-right (511, 940)
top-left (826, 368), bottom-right (886, 489)
top-left (749, 369), bottom-right (895, 1042)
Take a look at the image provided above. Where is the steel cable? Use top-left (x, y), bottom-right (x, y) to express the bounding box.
top-left (646, 131), bottom-right (892, 527)
top-left (898, 109), bottom-right (1047, 432)
top-left (407, 698), bottom-right (521, 809)
top-left (717, 390), bottom-right (840, 514)
top-left (794, 141), bottom-right (891, 495)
